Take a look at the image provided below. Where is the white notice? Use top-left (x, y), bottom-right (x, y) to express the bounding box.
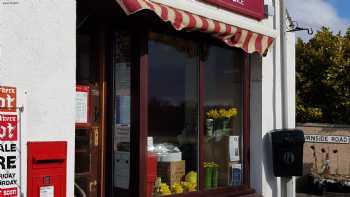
top-left (75, 87), bottom-right (89, 124)
top-left (229, 136), bottom-right (240, 161)
top-left (40, 186), bottom-right (54, 197)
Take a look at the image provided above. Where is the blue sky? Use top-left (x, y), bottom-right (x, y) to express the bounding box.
top-left (286, 0), bottom-right (350, 39)
top-left (328, 0), bottom-right (350, 19)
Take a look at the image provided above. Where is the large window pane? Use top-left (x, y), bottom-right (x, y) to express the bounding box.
top-left (148, 33), bottom-right (199, 196)
top-left (204, 46), bottom-right (244, 189)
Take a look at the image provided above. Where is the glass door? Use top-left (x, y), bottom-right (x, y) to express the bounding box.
top-left (110, 30), bottom-right (133, 197)
top-left (75, 33), bottom-right (102, 197)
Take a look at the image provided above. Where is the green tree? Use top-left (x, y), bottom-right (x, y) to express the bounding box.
top-left (296, 27), bottom-right (350, 124)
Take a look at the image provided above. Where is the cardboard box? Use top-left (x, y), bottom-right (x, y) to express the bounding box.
top-left (157, 160), bottom-right (185, 186)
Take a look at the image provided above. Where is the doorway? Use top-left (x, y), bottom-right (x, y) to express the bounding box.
top-left (75, 25), bottom-right (106, 197)
top-left (75, 0), bottom-right (136, 196)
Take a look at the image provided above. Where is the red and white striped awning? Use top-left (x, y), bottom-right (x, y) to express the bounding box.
top-left (116, 0), bottom-right (274, 55)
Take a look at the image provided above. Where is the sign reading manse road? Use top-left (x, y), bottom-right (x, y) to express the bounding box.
top-left (203, 0), bottom-right (265, 20)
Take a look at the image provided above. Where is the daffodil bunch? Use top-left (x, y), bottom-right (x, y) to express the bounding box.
top-left (159, 183), bottom-right (171, 195)
top-left (207, 109), bottom-right (220, 119)
top-left (223, 108), bottom-right (238, 118)
top-left (171, 183), bottom-right (184, 194)
top-left (204, 161), bottom-right (219, 168)
top-left (207, 108), bottom-right (239, 119)
top-left (181, 181), bottom-right (197, 192)
top-left (185, 171), bottom-right (197, 184)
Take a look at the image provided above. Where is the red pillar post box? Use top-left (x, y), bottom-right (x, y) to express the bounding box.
top-left (27, 141), bottom-right (67, 197)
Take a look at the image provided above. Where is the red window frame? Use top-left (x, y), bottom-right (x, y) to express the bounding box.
top-left (135, 27), bottom-right (253, 197)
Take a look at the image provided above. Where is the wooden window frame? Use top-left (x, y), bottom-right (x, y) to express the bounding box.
top-left (136, 27), bottom-right (253, 197)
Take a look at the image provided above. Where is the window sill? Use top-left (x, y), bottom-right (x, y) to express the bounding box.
top-left (162, 185), bottom-right (259, 197)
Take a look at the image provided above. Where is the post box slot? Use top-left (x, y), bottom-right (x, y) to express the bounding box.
top-left (32, 156), bottom-right (66, 169)
top-left (34, 159), bottom-right (64, 164)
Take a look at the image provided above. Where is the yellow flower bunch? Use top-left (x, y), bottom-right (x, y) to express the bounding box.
top-left (185, 171), bottom-right (197, 184)
top-left (207, 109), bottom-right (220, 119)
top-left (223, 108), bottom-right (238, 118)
top-left (171, 183), bottom-right (184, 194)
top-left (207, 108), bottom-right (238, 119)
top-left (159, 183), bottom-right (171, 195)
top-left (156, 171), bottom-right (198, 195)
top-left (181, 181), bottom-right (197, 192)
top-left (204, 162), bottom-right (219, 168)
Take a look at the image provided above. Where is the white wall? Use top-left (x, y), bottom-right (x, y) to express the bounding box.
top-left (250, 1), bottom-right (296, 197)
top-left (0, 0), bottom-right (76, 196)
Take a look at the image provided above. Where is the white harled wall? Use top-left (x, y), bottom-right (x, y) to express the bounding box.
top-left (0, 0), bottom-right (76, 196)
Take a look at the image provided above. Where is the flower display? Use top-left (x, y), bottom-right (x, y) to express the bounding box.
top-left (154, 171), bottom-right (198, 196)
top-left (206, 108), bottom-right (238, 119)
top-left (204, 161), bottom-right (219, 168)
top-left (171, 183), bottom-right (184, 194)
top-left (181, 181), bottom-right (197, 192)
top-left (204, 162), bottom-right (219, 189)
top-left (159, 183), bottom-right (171, 195)
top-left (185, 171), bottom-right (197, 184)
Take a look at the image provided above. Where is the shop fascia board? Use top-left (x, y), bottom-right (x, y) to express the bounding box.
top-left (151, 0), bottom-right (278, 39)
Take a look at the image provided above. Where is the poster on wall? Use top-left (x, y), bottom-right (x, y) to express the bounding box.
top-left (115, 124), bottom-right (130, 151)
top-left (114, 124), bottom-right (130, 189)
top-left (115, 63), bottom-right (131, 96)
top-left (116, 96), bottom-right (130, 124)
top-left (114, 151), bottom-right (130, 189)
top-left (0, 86), bottom-right (19, 197)
top-left (75, 85), bottom-right (90, 125)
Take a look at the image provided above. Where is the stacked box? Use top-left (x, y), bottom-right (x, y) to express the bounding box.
top-left (157, 160), bottom-right (185, 186)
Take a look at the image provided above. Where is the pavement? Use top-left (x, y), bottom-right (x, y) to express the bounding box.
top-left (297, 193), bottom-right (350, 197)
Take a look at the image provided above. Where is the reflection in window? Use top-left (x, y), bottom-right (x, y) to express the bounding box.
top-left (204, 46), bottom-right (243, 189)
top-left (148, 33), bottom-right (199, 196)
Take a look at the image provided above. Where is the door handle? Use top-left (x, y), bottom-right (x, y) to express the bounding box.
top-left (89, 180), bottom-right (98, 192)
top-left (92, 126), bottom-right (99, 147)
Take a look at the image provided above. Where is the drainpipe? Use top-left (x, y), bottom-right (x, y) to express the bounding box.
top-left (280, 0), bottom-right (295, 197)
top-left (280, 0), bottom-right (289, 129)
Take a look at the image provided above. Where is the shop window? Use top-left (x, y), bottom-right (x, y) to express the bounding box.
top-left (148, 33), bottom-right (199, 195)
top-left (145, 32), bottom-right (247, 196)
top-left (204, 46), bottom-right (244, 189)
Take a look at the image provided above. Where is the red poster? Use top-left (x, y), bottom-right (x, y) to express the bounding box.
top-left (203, 0), bottom-right (265, 20)
top-left (0, 188), bottom-right (18, 197)
top-left (0, 114), bottom-right (17, 141)
top-left (0, 86), bottom-right (16, 113)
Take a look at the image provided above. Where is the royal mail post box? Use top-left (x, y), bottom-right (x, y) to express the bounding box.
top-left (270, 129), bottom-right (305, 177)
top-left (27, 141), bottom-right (67, 197)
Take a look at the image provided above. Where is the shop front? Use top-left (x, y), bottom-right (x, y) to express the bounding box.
top-left (2, 0), bottom-right (295, 196)
top-left (75, 0), bottom-right (279, 196)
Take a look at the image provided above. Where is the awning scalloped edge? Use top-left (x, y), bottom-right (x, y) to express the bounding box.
top-left (116, 0), bottom-right (274, 55)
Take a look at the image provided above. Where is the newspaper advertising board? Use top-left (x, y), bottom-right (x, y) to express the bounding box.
top-left (0, 86), bottom-right (19, 197)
